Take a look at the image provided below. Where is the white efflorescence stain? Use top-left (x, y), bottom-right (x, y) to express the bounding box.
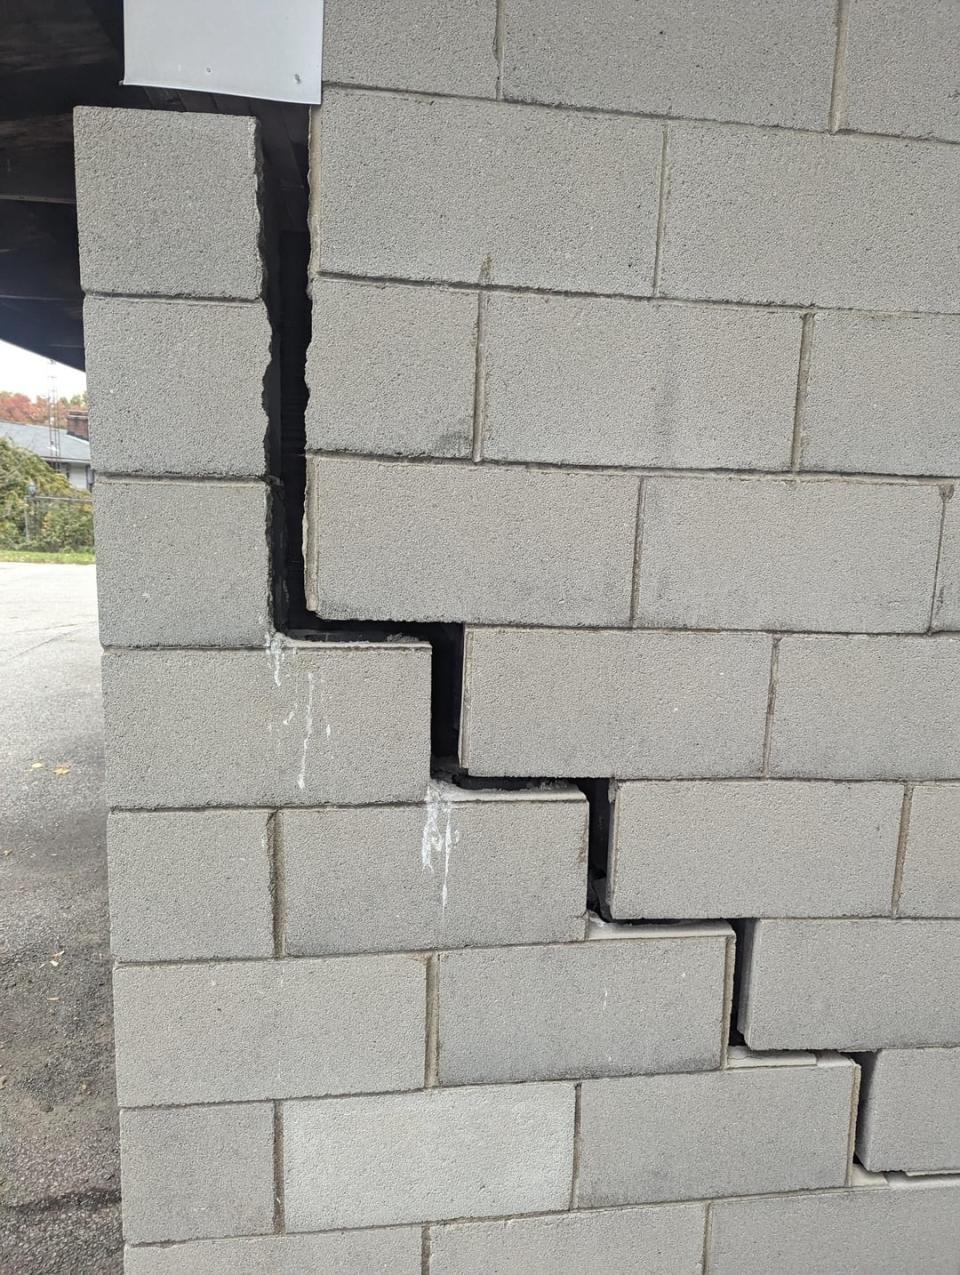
top-left (420, 782), bottom-right (460, 921)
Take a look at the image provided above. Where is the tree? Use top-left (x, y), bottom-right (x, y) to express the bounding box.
top-left (0, 437), bottom-right (93, 551)
top-left (0, 391), bottom-right (88, 425)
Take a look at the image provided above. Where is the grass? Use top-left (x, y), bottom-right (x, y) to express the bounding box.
top-left (0, 550), bottom-right (95, 565)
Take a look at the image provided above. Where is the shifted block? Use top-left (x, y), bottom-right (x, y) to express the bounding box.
top-left (281, 785), bottom-right (587, 955)
top-left (899, 784), bottom-right (960, 916)
top-left (437, 920), bottom-right (732, 1084)
top-left (856, 1048), bottom-right (960, 1173)
top-left (124, 1228), bottom-right (422, 1275)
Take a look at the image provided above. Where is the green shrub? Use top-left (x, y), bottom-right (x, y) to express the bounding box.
top-left (0, 437), bottom-right (93, 551)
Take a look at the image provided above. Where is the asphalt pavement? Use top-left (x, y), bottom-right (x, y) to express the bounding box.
top-left (0, 564), bottom-right (120, 1274)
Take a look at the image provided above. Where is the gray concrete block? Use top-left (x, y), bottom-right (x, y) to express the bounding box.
top-left (501, 0), bottom-right (834, 129)
top-left (636, 476), bottom-right (940, 633)
top-left (844, 0), bottom-right (960, 142)
top-left (482, 294), bottom-right (799, 470)
top-left (83, 297), bottom-right (271, 478)
top-left (438, 922), bottom-right (731, 1085)
top-left (770, 636), bottom-right (960, 780)
top-left (120, 1104), bottom-right (273, 1244)
top-left (740, 919), bottom-right (960, 1050)
top-left (857, 1048), bottom-right (960, 1172)
top-left (283, 1083), bottom-right (574, 1229)
top-left (113, 955), bottom-right (425, 1106)
top-left (430, 1202), bottom-right (707, 1275)
top-left (323, 0), bottom-right (497, 97)
top-left (94, 479), bottom-right (271, 648)
top-left (933, 496), bottom-right (960, 630)
top-left (75, 108), bottom-right (262, 299)
top-left (107, 810), bottom-right (273, 961)
top-left (312, 89), bottom-right (663, 294)
top-left (305, 456), bottom-right (638, 626)
top-left (124, 1228), bottom-right (421, 1275)
top-left (660, 124), bottom-right (960, 312)
top-left (802, 313), bottom-right (960, 477)
top-left (899, 784), bottom-right (960, 917)
top-left (607, 780), bottom-right (901, 919)
top-left (708, 1178), bottom-right (960, 1275)
top-left (306, 278), bottom-right (476, 458)
top-left (460, 627), bottom-right (771, 778)
top-left (281, 785), bottom-right (587, 955)
top-left (578, 1055), bottom-right (857, 1206)
top-left (101, 642), bottom-right (430, 808)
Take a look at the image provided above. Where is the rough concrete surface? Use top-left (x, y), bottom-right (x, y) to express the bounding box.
top-left (0, 564), bottom-right (120, 1274)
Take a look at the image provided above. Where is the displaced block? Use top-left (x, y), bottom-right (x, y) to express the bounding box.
top-left (305, 278), bottom-right (476, 458)
top-left (740, 919), bottom-right (960, 1050)
top-left (637, 476), bottom-right (939, 633)
top-left (577, 1055), bottom-right (856, 1206)
top-left (83, 297), bottom-right (271, 478)
top-left (899, 784), bottom-right (960, 917)
top-left (124, 1228), bottom-right (422, 1275)
top-left (305, 456), bottom-right (638, 626)
top-left (94, 479), bottom-right (271, 648)
top-left (283, 1084), bottom-right (574, 1229)
top-left (607, 781), bottom-right (901, 920)
top-left (113, 956), bottom-right (425, 1106)
top-left (843, 0), bottom-right (960, 142)
top-left (501, 0), bottom-right (834, 128)
top-left (120, 1104), bottom-right (273, 1244)
top-left (281, 785), bottom-right (587, 955)
top-left (323, 0), bottom-right (497, 97)
top-left (660, 124), bottom-right (960, 312)
top-left (438, 921), bottom-right (731, 1085)
top-left (430, 1202), bottom-right (707, 1275)
top-left (857, 1048), bottom-right (960, 1172)
top-left (101, 642), bottom-right (430, 808)
top-left (75, 107), bottom-right (262, 299)
top-left (460, 627), bottom-right (771, 778)
top-left (708, 1178), bottom-right (960, 1275)
top-left (933, 496), bottom-right (960, 631)
top-left (107, 810), bottom-right (273, 961)
top-left (802, 313), bottom-right (960, 477)
top-left (312, 89), bottom-right (663, 294)
top-left (482, 294), bottom-right (799, 470)
top-left (770, 636), bottom-right (960, 780)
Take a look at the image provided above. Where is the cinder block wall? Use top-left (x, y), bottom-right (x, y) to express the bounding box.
top-left (77, 2), bottom-right (960, 1271)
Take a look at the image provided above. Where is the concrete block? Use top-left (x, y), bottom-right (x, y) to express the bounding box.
top-left (502, 0), bottom-right (834, 128)
top-left (607, 781), bottom-right (901, 919)
top-left (660, 124), bottom-right (960, 312)
top-left (75, 107), bottom-right (262, 299)
top-left (281, 785), bottom-right (587, 955)
top-left (739, 919), bottom-right (960, 1049)
top-left (933, 496), bottom-right (960, 630)
top-left (107, 810), bottom-right (273, 961)
top-left (113, 955), bottom-right (425, 1106)
top-left (305, 455), bottom-right (638, 626)
top-left (124, 1228), bottom-right (421, 1275)
top-left (94, 479), bottom-right (271, 648)
top-left (101, 642), bottom-right (430, 807)
top-left (482, 294), bottom-right (799, 470)
top-left (770, 636), bottom-right (960, 780)
top-left (844, 0), bottom-right (960, 142)
top-left (578, 1055), bottom-right (857, 1206)
top-left (803, 313), bottom-right (960, 477)
top-left (429, 1202), bottom-right (707, 1275)
top-left (312, 89), bottom-right (663, 295)
top-left (460, 627), bottom-right (771, 778)
top-left (83, 297), bottom-right (271, 478)
top-left (283, 1083), bottom-right (574, 1229)
top-left (636, 476), bottom-right (940, 633)
top-left (323, 0), bottom-right (497, 97)
top-left (305, 278), bottom-right (476, 458)
top-left (438, 921), bottom-right (731, 1085)
top-left (708, 1178), bottom-right (960, 1275)
top-left (857, 1048), bottom-right (960, 1172)
top-left (120, 1104), bottom-right (273, 1243)
top-left (899, 784), bottom-right (960, 917)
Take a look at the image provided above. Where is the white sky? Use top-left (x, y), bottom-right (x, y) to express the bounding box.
top-left (0, 338), bottom-right (87, 400)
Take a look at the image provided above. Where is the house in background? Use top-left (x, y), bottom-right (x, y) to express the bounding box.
top-left (0, 418), bottom-right (93, 490)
